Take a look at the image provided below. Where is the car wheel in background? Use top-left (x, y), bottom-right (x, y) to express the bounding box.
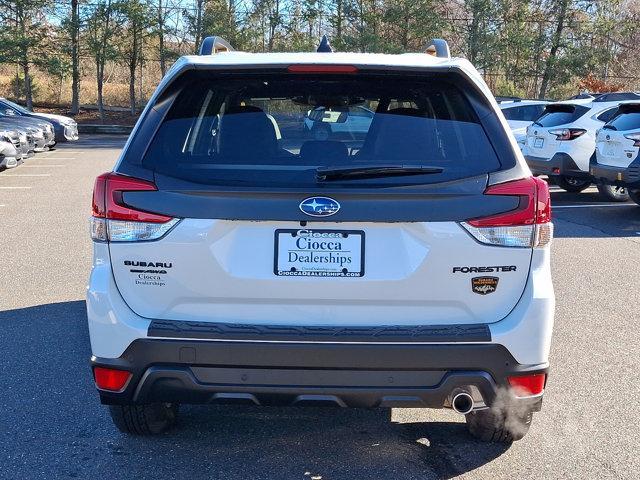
top-left (466, 408), bottom-right (533, 443)
top-left (596, 183), bottom-right (629, 202)
top-left (555, 176), bottom-right (591, 193)
top-left (628, 189), bottom-right (640, 206)
top-left (108, 403), bottom-right (179, 435)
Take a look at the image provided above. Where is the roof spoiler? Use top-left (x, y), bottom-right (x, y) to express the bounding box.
top-left (425, 39), bottom-right (450, 59)
top-left (199, 36), bottom-right (234, 55)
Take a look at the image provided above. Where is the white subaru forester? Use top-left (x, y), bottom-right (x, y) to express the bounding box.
top-left (87, 37), bottom-right (555, 442)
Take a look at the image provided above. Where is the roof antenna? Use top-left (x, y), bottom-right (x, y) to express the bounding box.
top-left (317, 35), bottom-right (333, 53)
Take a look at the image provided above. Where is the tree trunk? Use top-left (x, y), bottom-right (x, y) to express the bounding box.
top-left (158, 0), bottom-right (166, 76)
top-left (96, 59), bottom-right (104, 122)
top-left (129, 25), bottom-right (138, 115)
top-left (539, 0), bottom-right (569, 99)
top-left (23, 61), bottom-right (33, 110)
top-left (70, 0), bottom-right (80, 114)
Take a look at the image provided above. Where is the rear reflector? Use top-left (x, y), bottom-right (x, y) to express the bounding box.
top-left (461, 177), bottom-right (552, 248)
top-left (287, 64), bottom-right (358, 74)
top-left (91, 172), bottom-right (179, 242)
top-left (508, 373), bottom-right (546, 397)
top-left (93, 367), bottom-right (132, 392)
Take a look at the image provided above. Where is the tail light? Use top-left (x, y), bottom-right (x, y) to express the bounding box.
top-left (93, 366), bottom-right (132, 392)
top-left (461, 177), bottom-right (552, 248)
top-left (623, 132), bottom-right (640, 147)
top-left (91, 172), bottom-right (179, 242)
top-left (549, 128), bottom-right (586, 141)
top-left (507, 373), bottom-right (546, 397)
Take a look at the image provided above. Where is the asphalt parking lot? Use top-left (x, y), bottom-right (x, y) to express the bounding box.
top-left (1, 135), bottom-right (639, 479)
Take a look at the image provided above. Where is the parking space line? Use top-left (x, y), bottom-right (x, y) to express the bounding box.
top-left (554, 204), bottom-right (636, 209)
top-left (0, 186), bottom-right (32, 189)
top-left (1, 174), bottom-right (52, 177)
top-left (31, 157), bottom-right (75, 160)
top-left (22, 165), bottom-right (65, 168)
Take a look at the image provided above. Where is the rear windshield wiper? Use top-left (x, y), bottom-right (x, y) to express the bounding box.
top-left (316, 164), bottom-right (444, 181)
top-left (532, 121), bottom-right (543, 127)
top-left (602, 124), bottom-right (617, 131)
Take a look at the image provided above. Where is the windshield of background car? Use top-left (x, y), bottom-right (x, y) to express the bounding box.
top-left (143, 73), bottom-right (502, 187)
top-left (1, 99), bottom-right (30, 114)
top-left (502, 104), bottom-right (545, 122)
top-left (536, 105), bottom-right (589, 127)
top-left (606, 109), bottom-right (640, 131)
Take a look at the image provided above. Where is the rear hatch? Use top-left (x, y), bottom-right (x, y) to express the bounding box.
top-left (103, 68), bottom-right (544, 327)
top-left (526, 103), bottom-right (589, 159)
top-left (596, 105), bottom-right (640, 168)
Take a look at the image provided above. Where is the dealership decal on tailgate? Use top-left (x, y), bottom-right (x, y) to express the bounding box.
top-left (274, 229), bottom-right (365, 277)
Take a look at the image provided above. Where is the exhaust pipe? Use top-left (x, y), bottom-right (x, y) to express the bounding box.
top-left (451, 391), bottom-right (475, 415)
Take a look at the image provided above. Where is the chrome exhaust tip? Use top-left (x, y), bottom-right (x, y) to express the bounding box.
top-left (451, 391), bottom-right (475, 415)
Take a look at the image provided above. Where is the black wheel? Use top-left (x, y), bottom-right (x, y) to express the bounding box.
top-left (465, 408), bottom-right (533, 443)
top-left (312, 123), bottom-right (331, 141)
top-left (108, 403), bottom-right (179, 435)
top-left (596, 183), bottom-right (629, 202)
top-left (555, 176), bottom-right (591, 193)
top-left (628, 189), bottom-right (640, 206)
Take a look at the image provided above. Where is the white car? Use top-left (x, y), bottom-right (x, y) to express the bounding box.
top-left (499, 100), bottom-right (549, 149)
top-left (523, 92), bottom-right (640, 197)
top-left (303, 105), bottom-right (375, 140)
top-left (591, 102), bottom-right (640, 205)
top-left (87, 37), bottom-right (555, 442)
top-left (0, 138), bottom-right (19, 169)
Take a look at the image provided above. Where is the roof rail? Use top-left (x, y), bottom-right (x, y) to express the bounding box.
top-left (199, 36), bottom-right (234, 55)
top-left (425, 39), bottom-right (450, 59)
top-left (317, 35), bottom-right (333, 53)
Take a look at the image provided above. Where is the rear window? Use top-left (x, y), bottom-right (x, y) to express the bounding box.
top-left (502, 104), bottom-right (546, 122)
top-left (536, 105), bottom-right (589, 127)
top-left (143, 73), bottom-right (502, 187)
top-left (606, 110), bottom-right (640, 131)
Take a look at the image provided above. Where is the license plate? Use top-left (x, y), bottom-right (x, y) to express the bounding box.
top-left (534, 138), bottom-right (544, 148)
top-left (274, 229), bottom-right (365, 277)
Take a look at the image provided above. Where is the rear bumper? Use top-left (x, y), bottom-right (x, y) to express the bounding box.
top-left (92, 339), bottom-right (546, 409)
top-left (590, 155), bottom-right (640, 189)
top-left (526, 153), bottom-right (591, 179)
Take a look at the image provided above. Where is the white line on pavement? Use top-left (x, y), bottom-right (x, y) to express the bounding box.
top-left (0, 186), bottom-right (32, 189)
top-left (554, 204), bottom-right (636, 209)
top-left (32, 157), bottom-right (75, 160)
top-left (1, 174), bottom-right (51, 177)
top-left (22, 165), bottom-right (65, 168)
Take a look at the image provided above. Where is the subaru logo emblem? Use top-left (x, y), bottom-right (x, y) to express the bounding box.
top-left (606, 135), bottom-right (611, 140)
top-left (299, 197), bottom-right (340, 217)
top-left (534, 130), bottom-right (538, 135)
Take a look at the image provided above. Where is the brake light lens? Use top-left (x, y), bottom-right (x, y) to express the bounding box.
top-left (93, 367), bottom-right (132, 392)
top-left (461, 177), bottom-right (553, 248)
top-left (91, 172), bottom-right (179, 242)
top-left (287, 64), bottom-right (358, 74)
top-left (549, 128), bottom-right (586, 141)
top-left (508, 373), bottom-right (546, 397)
top-left (623, 132), bottom-right (640, 147)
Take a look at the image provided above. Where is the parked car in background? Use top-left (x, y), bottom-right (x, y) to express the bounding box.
top-left (523, 92), bottom-right (640, 198)
top-left (498, 100), bottom-right (549, 149)
top-left (303, 105), bottom-right (374, 140)
top-left (0, 115), bottom-right (55, 152)
top-left (0, 129), bottom-right (21, 169)
top-left (0, 122), bottom-right (35, 159)
top-left (0, 97), bottom-right (78, 143)
top-left (591, 102), bottom-right (640, 204)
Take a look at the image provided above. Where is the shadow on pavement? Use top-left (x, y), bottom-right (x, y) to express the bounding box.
top-left (0, 300), bottom-right (509, 479)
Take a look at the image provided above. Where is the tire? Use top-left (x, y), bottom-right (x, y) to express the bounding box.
top-left (555, 175), bottom-right (591, 193)
top-left (596, 183), bottom-right (629, 202)
top-left (108, 403), bottom-right (179, 435)
top-left (465, 408), bottom-right (533, 443)
top-left (312, 123), bottom-right (331, 141)
top-left (628, 189), bottom-right (640, 206)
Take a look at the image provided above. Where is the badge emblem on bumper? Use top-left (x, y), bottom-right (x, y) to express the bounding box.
top-left (471, 276), bottom-right (499, 295)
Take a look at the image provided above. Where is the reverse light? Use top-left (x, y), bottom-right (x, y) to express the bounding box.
top-left (462, 177), bottom-right (552, 248)
top-left (91, 172), bottom-right (179, 242)
top-left (507, 373), bottom-right (546, 397)
top-left (549, 128), bottom-right (586, 141)
top-left (623, 132), bottom-right (640, 147)
top-left (93, 367), bottom-right (132, 392)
